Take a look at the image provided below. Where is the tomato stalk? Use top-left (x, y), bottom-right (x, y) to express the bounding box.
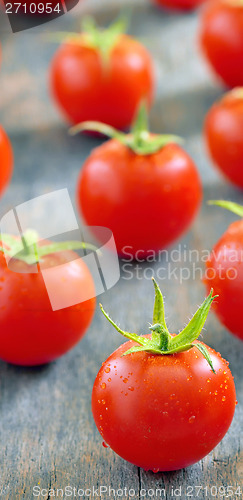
top-left (208, 200), bottom-right (243, 217)
top-left (100, 278), bottom-right (217, 372)
top-left (0, 229), bottom-right (98, 265)
top-left (47, 15), bottom-right (128, 67)
top-left (70, 103), bottom-right (183, 156)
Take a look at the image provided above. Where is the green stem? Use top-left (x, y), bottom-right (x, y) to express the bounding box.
top-left (46, 15), bottom-right (128, 67)
top-left (69, 102), bottom-right (183, 156)
top-left (100, 279), bottom-right (218, 373)
top-left (208, 200), bottom-right (243, 218)
top-left (0, 231), bottom-right (99, 266)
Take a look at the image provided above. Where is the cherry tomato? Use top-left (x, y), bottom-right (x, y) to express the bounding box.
top-left (50, 33), bottom-right (154, 130)
top-left (0, 126), bottom-right (13, 197)
top-left (153, 0), bottom-right (204, 11)
top-left (0, 241), bottom-right (96, 366)
top-left (199, 0), bottom-right (243, 88)
top-left (92, 281), bottom-right (236, 471)
top-left (77, 140), bottom-right (202, 258)
top-left (204, 88), bottom-right (243, 188)
top-left (204, 201), bottom-right (243, 341)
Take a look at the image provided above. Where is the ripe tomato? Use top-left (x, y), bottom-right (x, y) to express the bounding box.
top-left (199, 0), bottom-right (243, 88)
top-left (204, 201), bottom-right (243, 341)
top-left (204, 88), bottom-right (243, 188)
top-left (50, 20), bottom-right (154, 130)
top-left (92, 280), bottom-right (236, 471)
top-left (0, 237), bottom-right (96, 366)
top-left (76, 107), bottom-right (202, 258)
top-left (153, 0), bottom-right (204, 11)
top-left (0, 126), bottom-right (13, 197)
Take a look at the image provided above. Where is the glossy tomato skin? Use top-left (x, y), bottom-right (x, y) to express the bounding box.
top-left (50, 35), bottom-right (154, 130)
top-left (77, 140), bottom-right (202, 258)
top-left (204, 220), bottom-right (243, 341)
top-left (92, 335), bottom-right (236, 471)
top-left (205, 91), bottom-right (243, 188)
top-left (0, 247), bottom-right (96, 366)
top-left (0, 126), bottom-right (13, 197)
top-left (153, 0), bottom-right (204, 11)
top-left (200, 0), bottom-right (243, 87)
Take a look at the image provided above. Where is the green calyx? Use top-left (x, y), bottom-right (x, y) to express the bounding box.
top-left (208, 200), bottom-right (243, 218)
top-left (0, 230), bottom-right (98, 266)
top-left (100, 278), bottom-right (217, 373)
top-left (70, 102), bottom-right (183, 156)
top-left (48, 15), bottom-right (128, 66)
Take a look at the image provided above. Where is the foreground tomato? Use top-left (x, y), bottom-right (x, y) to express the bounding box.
top-left (199, 0), bottom-right (243, 87)
top-left (204, 89), bottom-right (243, 188)
top-left (0, 126), bottom-right (13, 197)
top-left (92, 279), bottom-right (236, 471)
top-left (0, 233), bottom-right (96, 365)
top-left (74, 105), bottom-right (202, 258)
top-left (50, 18), bottom-right (154, 130)
top-left (153, 0), bottom-right (204, 11)
top-left (204, 200), bottom-right (243, 341)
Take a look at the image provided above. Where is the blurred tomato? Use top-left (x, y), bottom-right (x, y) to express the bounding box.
top-left (153, 0), bottom-right (204, 11)
top-left (204, 88), bottom-right (243, 188)
top-left (200, 0), bottom-right (243, 87)
top-left (50, 33), bottom-right (154, 130)
top-left (0, 126), bottom-right (13, 197)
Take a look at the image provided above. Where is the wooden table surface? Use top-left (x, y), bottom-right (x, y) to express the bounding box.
top-left (0, 1), bottom-right (242, 498)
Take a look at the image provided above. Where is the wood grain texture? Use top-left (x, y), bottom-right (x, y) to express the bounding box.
top-left (0, 2), bottom-right (242, 499)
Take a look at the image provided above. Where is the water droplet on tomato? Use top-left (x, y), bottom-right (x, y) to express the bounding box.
top-left (99, 415), bottom-right (103, 420)
top-left (188, 416), bottom-right (196, 424)
top-left (162, 411), bottom-right (168, 417)
top-left (128, 386), bottom-right (134, 391)
top-left (123, 378), bottom-right (128, 383)
top-left (207, 379), bottom-right (211, 383)
top-left (222, 396), bottom-right (226, 402)
top-left (101, 383), bottom-right (106, 390)
top-left (101, 399), bottom-right (106, 405)
top-left (102, 441), bottom-right (109, 448)
top-left (104, 367), bottom-right (110, 373)
top-left (187, 375), bottom-right (192, 381)
top-left (170, 394), bottom-right (176, 400)
top-left (214, 391), bottom-right (218, 396)
top-left (108, 378), bottom-right (111, 382)
top-left (225, 385), bottom-right (228, 390)
top-left (235, 400), bottom-right (238, 406)
top-left (152, 468), bottom-right (159, 474)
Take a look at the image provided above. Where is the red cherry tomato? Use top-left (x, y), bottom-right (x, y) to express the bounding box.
top-left (92, 282), bottom-right (236, 471)
top-left (77, 140), bottom-right (202, 258)
top-left (50, 34), bottom-right (154, 130)
top-left (199, 0), bottom-right (243, 87)
top-left (204, 216), bottom-right (243, 341)
top-left (153, 0), bottom-right (204, 11)
top-left (93, 339), bottom-right (235, 471)
top-left (204, 89), bottom-right (243, 188)
top-left (0, 243), bottom-right (96, 366)
top-left (0, 126), bottom-right (13, 197)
